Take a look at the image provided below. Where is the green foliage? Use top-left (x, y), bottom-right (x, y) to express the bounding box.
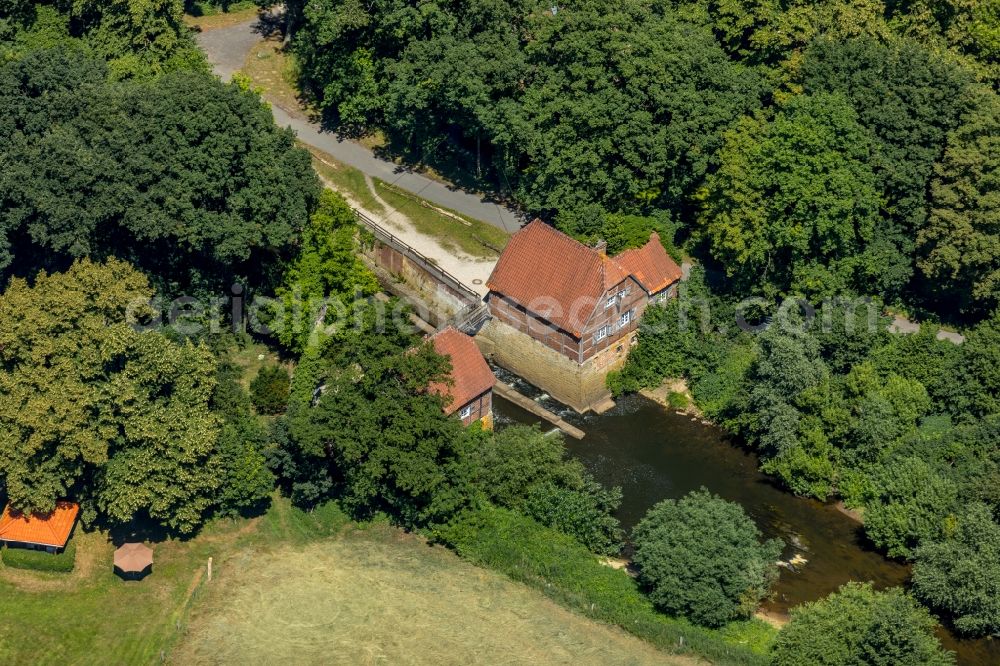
top-left (291, 0), bottom-right (758, 219)
top-left (250, 366), bottom-right (291, 415)
top-left (436, 505), bottom-right (772, 665)
top-left (272, 190), bottom-right (378, 353)
top-left (919, 86), bottom-right (1000, 315)
top-left (701, 92), bottom-right (881, 298)
top-left (962, 306), bottom-right (1000, 417)
top-left (212, 362), bottom-right (276, 517)
top-left (861, 457), bottom-right (960, 559)
top-left (632, 489), bottom-right (782, 627)
top-left (667, 391), bottom-right (689, 410)
top-left (770, 582), bottom-right (954, 665)
top-left (71, 0), bottom-right (207, 79)
top-left (284, 300), bottom-right (475, 527)
top-left (0, 50), bottom-right (319, 295)
top-left (467, 424), bottom-right (624, 555)
top-left (798, 35), bottom-right (974, 298)
top-left (1, 541), bottom-right (76, 573)
top-left (2, 0), bottom-right (204, 78)
top-left (0, 260), bottom-right (273, 534)
top-left (912, 502), bottom-right (1000, 636)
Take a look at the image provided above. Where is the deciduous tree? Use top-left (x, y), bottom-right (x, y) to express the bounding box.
top-left (632, 489), bottom-right (782, 627)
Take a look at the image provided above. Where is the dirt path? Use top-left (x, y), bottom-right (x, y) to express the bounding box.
top-left (315, 171), bottom-right (497, 297)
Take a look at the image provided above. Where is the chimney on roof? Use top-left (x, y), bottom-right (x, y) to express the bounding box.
top-left (593, 239), bottom-right (607, 256)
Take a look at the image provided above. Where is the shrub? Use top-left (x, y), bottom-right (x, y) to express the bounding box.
top-left (771, 582), bottom-right (953, 665)
top-left (435, 505), bottom-right (773, 665)
top-left (632, 489), bottom-right (782, 627)
top-left (1, 540), bottom-right (76, 573)
top-left (667, 390), bottom-right (689, 410)
top-left (250, 365), bottom-right (291, 415)
top-left (467, 426), bottom-right (624, 554)
top-left (521, 480), bottom-right (624, 556)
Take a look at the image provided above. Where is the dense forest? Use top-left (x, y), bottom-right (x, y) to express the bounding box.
top-left (282, 0), bottom-right (999, 320)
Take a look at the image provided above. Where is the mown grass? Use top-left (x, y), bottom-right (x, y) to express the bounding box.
top-left (1, 541), bottom-right (76, 573)
top-left (373, 178), bottom-right (510, 258)
top-left (0, 497), bottom-right (351, 665)
top-left (1, 498), bottom-right (698, 665)
top-left (173, 514), bottom-right (684, 665)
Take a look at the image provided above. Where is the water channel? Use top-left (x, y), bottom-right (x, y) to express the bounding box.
top-left (493, 381), bottom-right (998, 665)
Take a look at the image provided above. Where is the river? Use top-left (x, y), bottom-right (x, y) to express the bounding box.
top-left (493, 384), bottom-right (998, 665)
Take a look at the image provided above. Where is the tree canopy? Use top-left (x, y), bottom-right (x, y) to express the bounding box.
top-left (0, 259), bottom-right (254, 533)
top-left (912, 502), bottom-right (1000, 636)
top-left (771, 582), bottom-right (953, 665)
top-left (631, 489), bottom-right (782, 627)
top-left (0, 48), bottom-right (319, 296)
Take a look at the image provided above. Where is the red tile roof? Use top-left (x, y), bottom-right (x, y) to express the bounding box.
top-left (486, 219), bottom-right (628, 337)
top-left (486, 220), bottom-right (682, 336)
top-left (615, 232), bottom-right (683, 294)
top-left (0, 501), bottom-right (79, 548)
top-left (429, 327), bottom-right (496, 415)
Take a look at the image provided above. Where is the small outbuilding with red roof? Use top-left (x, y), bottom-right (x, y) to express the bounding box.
top-left (0, 500), bottom-right (79, 553)
top-left (429, 326), bottom-right (496, 427)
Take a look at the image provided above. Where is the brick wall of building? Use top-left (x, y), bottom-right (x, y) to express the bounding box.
top-left (486, 276), bottom-right (648, 364)
top-left (476, 319), bottom-right (631, 412)
top-left (456, 390), bottom-right (493, 427)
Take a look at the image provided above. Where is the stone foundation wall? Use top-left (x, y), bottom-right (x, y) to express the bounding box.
top-left (361, 242), bottom-right (472, 326)
top-left (476, 319), bottom-right (633, 413)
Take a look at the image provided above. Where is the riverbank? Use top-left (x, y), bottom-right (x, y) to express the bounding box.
top-left (640, 378), bottom-right (704, 419)
top-left (496, 390), bottom-right (1000, 665)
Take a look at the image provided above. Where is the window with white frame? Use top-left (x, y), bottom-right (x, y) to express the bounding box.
top-left (619, 310), bottom-right (633, 327)
top-left (605, 295), bottom-right (616, 309)
top-left (617, 287), bottom-right (630, 299)
top-left (593, 325), bottom-right (609, 342)
top-left (459, 405), bottom-right (473, 419)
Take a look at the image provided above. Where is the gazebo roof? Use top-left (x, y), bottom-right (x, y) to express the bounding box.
top-left (0, 501), bottom-right (79, 548)
top-left (114, 543), bottom-right (154, 573)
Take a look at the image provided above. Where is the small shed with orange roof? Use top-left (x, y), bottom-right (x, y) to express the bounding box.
top-left (0, 501), bottom-right (79, 553)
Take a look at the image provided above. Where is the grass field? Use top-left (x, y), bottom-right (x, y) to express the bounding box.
top-left (0, 498), bottom-right (348, 665)
top-left (0, 498), bottom-right (687, 665)
top-left (173, 522), bottom-right (687, 665)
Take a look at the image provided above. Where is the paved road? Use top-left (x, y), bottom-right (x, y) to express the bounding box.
top-left (195, 19), bottom-right (523, 233)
